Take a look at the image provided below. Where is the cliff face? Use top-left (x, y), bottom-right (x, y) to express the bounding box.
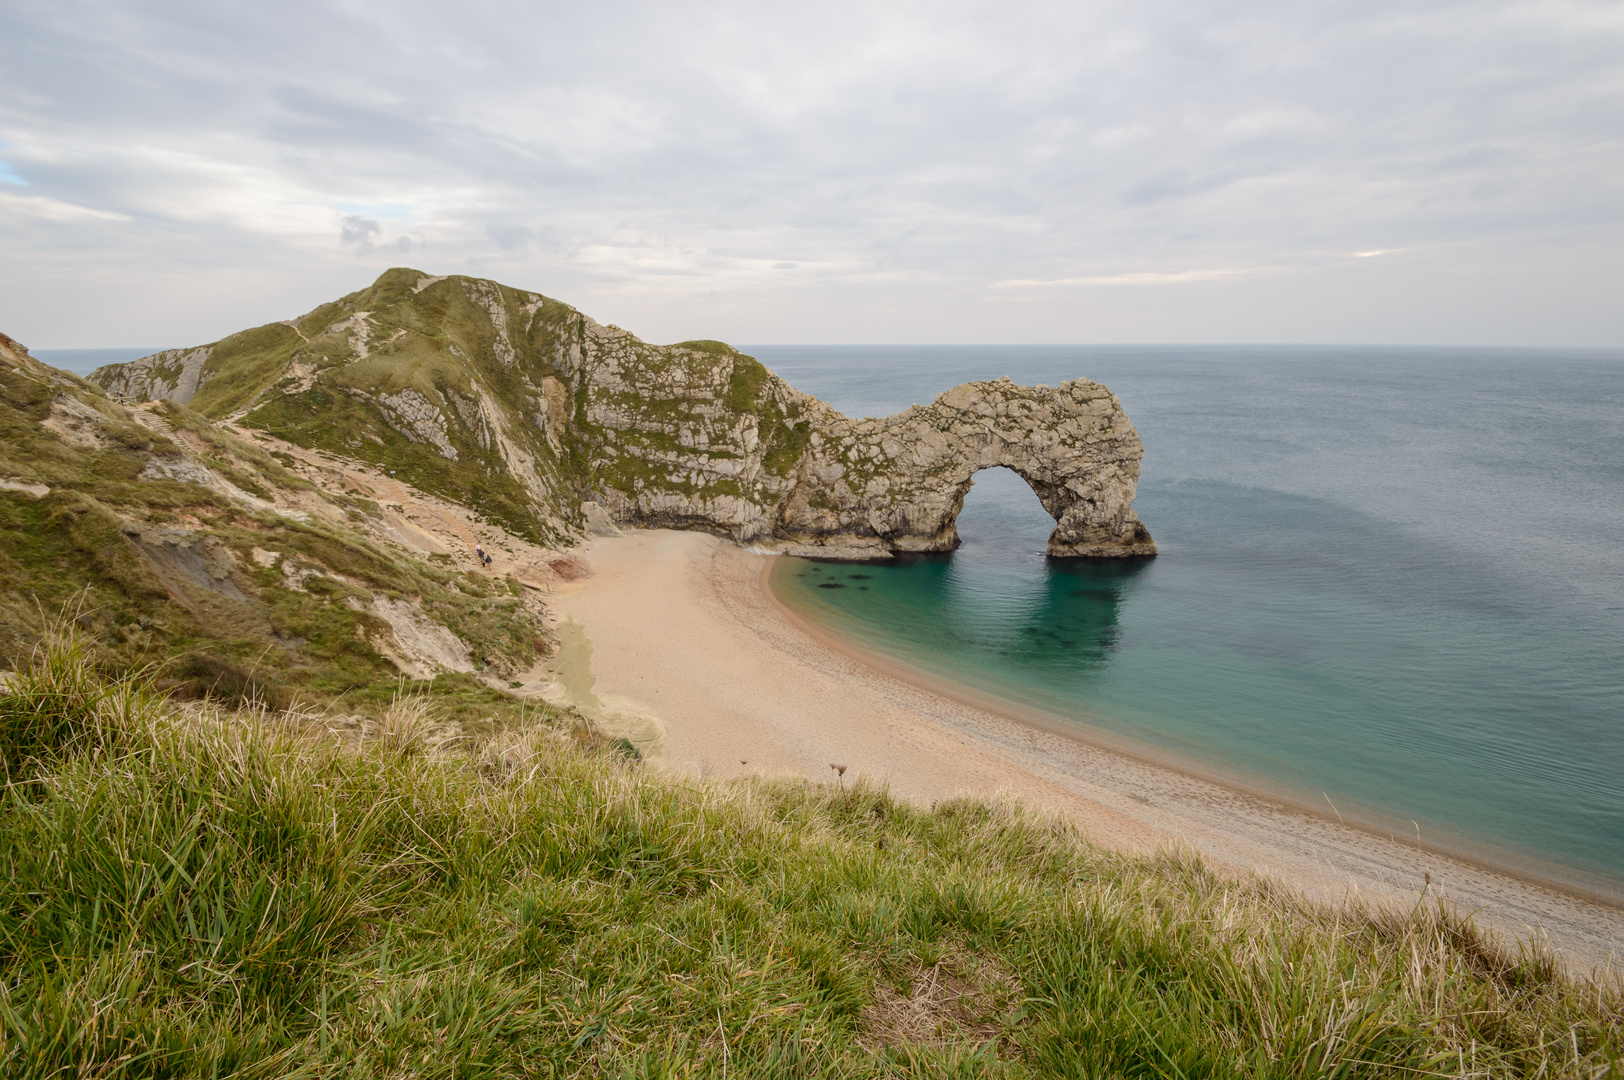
top-left (93, 268), bottom-right (1154, 559)
top-left (770, 378), bottom-right (1155, 558)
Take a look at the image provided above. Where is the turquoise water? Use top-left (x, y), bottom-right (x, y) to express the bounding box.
top-left (751, 346), bottom-right (1624, 900)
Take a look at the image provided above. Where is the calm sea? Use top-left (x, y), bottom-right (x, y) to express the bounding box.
top-left (34, 348), bottom-right (165, 377)
top-left (749, 345), bottom-right (1624, 900)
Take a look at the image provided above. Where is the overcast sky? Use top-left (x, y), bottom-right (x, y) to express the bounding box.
top-left (2, 0), bottom-right (1621, 348)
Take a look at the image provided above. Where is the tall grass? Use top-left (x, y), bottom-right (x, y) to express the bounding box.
top-left (0, 634), bottom-right (1617, 1077)
top-left (0, 627), bottom-right (150, 782)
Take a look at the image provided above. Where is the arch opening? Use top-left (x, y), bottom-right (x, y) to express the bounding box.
top-left (950, 465), bottom-right (1059, 559)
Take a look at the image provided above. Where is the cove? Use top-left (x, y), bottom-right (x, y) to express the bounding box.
top-left (759, 345), bottom-right (1624, 902)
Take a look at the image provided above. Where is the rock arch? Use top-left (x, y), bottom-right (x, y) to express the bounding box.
top-left (82, 271), bottom-right (1154, 559)
top-left (771, 377), bottom-right (1157, 558)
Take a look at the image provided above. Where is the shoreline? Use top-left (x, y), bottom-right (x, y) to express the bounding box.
top-left (764, 556), bottom-right (1624, 917)
top-left (545, 529), bottom-right (1624, 976)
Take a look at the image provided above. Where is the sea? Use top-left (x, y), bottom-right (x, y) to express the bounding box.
top-left (34, 348), bottom-right (162, 378)
top-left (747, 345), bottom-right (1624, 902)
top-left (37, 343), bottom-right (1624, 898)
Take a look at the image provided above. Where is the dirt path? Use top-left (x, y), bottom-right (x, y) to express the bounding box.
top-left (222, 423), bottom-right (582, 593)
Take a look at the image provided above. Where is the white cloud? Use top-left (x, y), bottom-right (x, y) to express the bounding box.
top-left (0, 0), bottom-right (1620, 346)
top-left (992, 268), bottom-right (1264, 288)
top-left (0, 188), bottom-right (130, 223)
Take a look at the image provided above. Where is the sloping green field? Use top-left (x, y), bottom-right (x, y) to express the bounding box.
top-left (0, 634), bottom-right (1616, 1079)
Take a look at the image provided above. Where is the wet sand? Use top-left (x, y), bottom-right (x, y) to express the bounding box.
top-left (544, 529), bottom-right (1624, 975)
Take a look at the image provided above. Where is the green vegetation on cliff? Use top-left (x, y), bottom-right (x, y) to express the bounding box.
top-left (0, 635), bottom-right (1616, 1078)
top-left (0, 332), bottom-right (548, 720)
top-left (88, 268), bottom-right (1157, 558)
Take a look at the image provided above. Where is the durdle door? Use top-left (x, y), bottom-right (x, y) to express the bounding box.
top-left (762, 377), bottom-right (1157, 560)
top-left (90, 269), bottom-right (1155, 560)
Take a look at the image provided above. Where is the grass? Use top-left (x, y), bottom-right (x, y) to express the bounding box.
top-left (1, 331), bottom-right (555, 714)
top-left (0, 632), bottom-right (1617, 1078)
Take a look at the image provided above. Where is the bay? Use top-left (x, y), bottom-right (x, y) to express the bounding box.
top-left (752, 345), bottom-right (1624, 899)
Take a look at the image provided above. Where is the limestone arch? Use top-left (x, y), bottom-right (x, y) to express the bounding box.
top-left (940, 451), bottom-right (1154, 560)
top-left (771, 377), bottom-right (1157, 559)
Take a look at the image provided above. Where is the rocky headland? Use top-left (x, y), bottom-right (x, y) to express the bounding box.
top-left (0, 267), bottom-right (1151, 714)
top-left (91, 268), bottom-right (1154, 560)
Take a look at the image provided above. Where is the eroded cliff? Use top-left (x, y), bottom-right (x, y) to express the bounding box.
top-left (92, 268), bottom-right (1154, 559)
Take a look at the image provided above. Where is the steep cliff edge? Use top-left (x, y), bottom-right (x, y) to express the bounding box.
top-left (93, 268), bottom-right (1154, 559)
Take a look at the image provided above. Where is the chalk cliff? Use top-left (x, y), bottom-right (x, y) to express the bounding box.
top-left (93, 269), bottom-right (1154, 559)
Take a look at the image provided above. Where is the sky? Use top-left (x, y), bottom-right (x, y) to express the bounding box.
top-left (1, 0), bottom-right (1621, 349)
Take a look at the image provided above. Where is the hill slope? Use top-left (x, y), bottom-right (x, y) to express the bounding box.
top-left (0, 640), bottom-right (1615, 1076)
top-left (0, 329), bottom-right (557, 717)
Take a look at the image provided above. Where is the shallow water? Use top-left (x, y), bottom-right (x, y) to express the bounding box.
top-left (754, 345), bottom-right (1624, 899)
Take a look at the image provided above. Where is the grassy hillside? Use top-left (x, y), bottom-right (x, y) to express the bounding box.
top-left (0, 633), bottom-right (1617, 1078)
top-left (0, 331), bottom-right (548, 721)
top-left (90, 269), bottom-right (824, 549)
top-left (89, 269), bottom-right (836, 549)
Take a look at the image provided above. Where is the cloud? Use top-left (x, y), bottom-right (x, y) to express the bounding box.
top-left (0, 0), bottom-right (1621, 345)
top-left (340, 213), bottom-right (414, 254)
top-left (486, 223), bottom-right (535, 251)
top-left (0, 189), bottom-right (130, 223)
top-left (339, 214), bottom-right (383, 248)
top-left (993, 268), bottom-right (1263, 288)
top-left (1119, 170), bottom-right (1245, 207)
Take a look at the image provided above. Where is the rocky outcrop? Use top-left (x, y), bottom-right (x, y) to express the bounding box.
top-left (588, 364), bottom-right (1154, 558)
top-left (89, 269), bottom-right (1154, 559)
top-left (570, 327), bottom-right (1154, 558)
top-left (775, 378), bottom-right (1155, 558)
top-left (95, 346), bottom-right (212, 404)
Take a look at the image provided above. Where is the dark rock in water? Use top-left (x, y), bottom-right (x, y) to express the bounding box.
top-left (817, 582), bottom-right (847, 590)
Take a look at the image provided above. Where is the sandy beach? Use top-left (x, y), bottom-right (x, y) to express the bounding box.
top-left (541, 528), bottom-right (1623, 975)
